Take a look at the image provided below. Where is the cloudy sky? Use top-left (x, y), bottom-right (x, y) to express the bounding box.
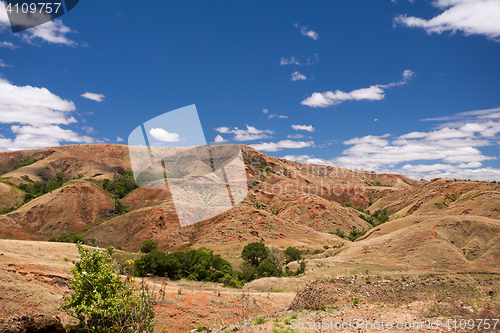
top-left (0, 0), bottom-right (499, 180)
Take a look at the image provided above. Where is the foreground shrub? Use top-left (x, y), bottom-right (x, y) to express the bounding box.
top-left (60, 244), bottom-right (156, 333)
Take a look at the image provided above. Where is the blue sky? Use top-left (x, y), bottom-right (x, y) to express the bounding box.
top-left (0, 0), bottom-right (499, 180)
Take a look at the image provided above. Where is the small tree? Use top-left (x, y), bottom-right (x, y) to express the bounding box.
top-left (140, 240), bottom-right (158, 254)
top-left (284, 246), bottom-right (301, 263)
top-left (241, 242), bottom-right (269, 267)
top-left (60, 244), bottom-right (156, 333)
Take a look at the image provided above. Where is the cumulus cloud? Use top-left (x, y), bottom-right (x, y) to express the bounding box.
top-left (0, 125), bottom-right (93, 151)
top-left (291, 71), bottom-right (307, 81)
top-left (287, 134), bottom-right (305, 139)
top-left (214, 126), bottom-right (230, 133)
top-left (301, 70), bottom-right (415, 108)
top-left (214, 135), bottom-right (226, 143)
top-left (149, 128), bottom-right (181, 142)
top-left (0, 41), bottom-right (16, 49)
top-left (116, 136), bottom-right (124, 142)
top-left (82, 92), bottom-right (105, 102)
top-left (0, 78), bottom-right (95, 151)
top-left (0, 78), bottom-right (76, 125)
top-left (262, 109), bottom-right (269, 114)
top-left (22, 19), bottom-right (76, 45)
top-left (282, 107), bottom-right (500, 180)
top-left (215, 125), bottom-right (273, 141)
top-left (292, 125), bottom-right (315, 132)
top-left (251, 140), bottom-right (315, 152)
top-left (294, 23), bottom-right (319, 40)
top-left (394, 0), bottom-right (500, 40)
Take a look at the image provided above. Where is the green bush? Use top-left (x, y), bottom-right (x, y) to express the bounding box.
top-left (284, 246), bottom-right (301, 263)
top-left (49, 232), bottom-right (87, 245)
top-left (141, 240), bottom-right (158, 254)
top-left (241, 242), bottom-right (269, 267)
top-left (134, 247), bottom-right (233, 282)
top-left (60, 244), bottom-right (155, 333)
top-left (16, 156), bottom-right (38, 169)
top-left (115, 199), bottom-right (129, 215)
top-left (19, 172), bottom-right (65, 203)
top-left (348, 226), bottom-right (367, 241)
top-left (102, 169), bottom-right (138, 199)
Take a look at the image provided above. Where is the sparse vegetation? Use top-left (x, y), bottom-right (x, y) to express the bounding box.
top-left (102, 168), bottom-right (139, 199)
top-left (49, 232), bottom-right (87, 245)
top-left (19, 172), bottom-right (65, 203)
top-left (15, 156), bottom-right (38, 169)
top-left (358, 208), bottom-right (389, 227)
top-left (348, 226), bottom-right (367, 241)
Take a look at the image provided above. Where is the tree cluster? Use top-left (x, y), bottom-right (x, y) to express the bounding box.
top-left (133, 241), bottom-right (306, 289)
top-left (134, 247), bottom-right (233, 283)
top-left (19, 172), bottom-right (65, 203)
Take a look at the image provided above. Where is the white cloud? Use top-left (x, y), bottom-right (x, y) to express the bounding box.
top-left (215, 125), bottom-right (273, 141)
top-left (287, 134), bottom-right (304, 139)
top-left (82, 126), bottom-right (97, 134)
top-left (292, 124), bottom-right (315, 132)
top-left (0, 41), bottom-right (16, 49)
top-left (301, 70), bottom-right (415, 108)
top-left (280, 56), bottom-right (301, 66)
top-left (22, 19), bottom-right (76, 45)
top-left (214, 126), bottom-right (230, 134)
top-left (116, 136), bottom-right (124, 142)
top-left (251, 140), bottom-right (315, 152)
top-left (0, 1), bottom-right (10, 30)
top-left (0, 125), bottom-right (93, 151)
top-left (149, 128), bottom-right (181, 142)
top-left (394, 0), bottom-right (500, 40)
top-left (81, 92), bottom-right (105, 102)
top-left (214, 135), bottom-right (226, 143)
top-left (268, 114), bottom-right (288, 119)
top-left (0, 59), bottom-right (8, 67)
top-left (295, 23), bottom-right (319, 40)
top-left (0, 78), bottom-right (95, 151)
top-left (262, 108), bottom-right (269, 114)
top-left (291, 71), bottom-right (307, 81)
top-left (0, 78), bottom-right (76, 125)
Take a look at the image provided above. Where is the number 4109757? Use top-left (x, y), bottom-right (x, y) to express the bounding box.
top-left (5, 2), bottom-right (62, 14)
top-left (443, 319), bottom-right (498, 330)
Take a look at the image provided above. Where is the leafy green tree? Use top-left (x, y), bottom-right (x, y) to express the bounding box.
top-left (284, 246), bottom-right (302, 263)
top-left (60, 244), bottom-right (155, 333)
top-left (256, 258), bottom-right (281, 278)
top-left (241, 242), bottom-right (269, 267)
top-left (140, 240), bottom-right (158, 254)
top-left (19, 172), bottom-right (65, 203)
top-left (134, 247), bottom-right (233, 283)
top-left (102, 169), bottom-right (138, 199)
